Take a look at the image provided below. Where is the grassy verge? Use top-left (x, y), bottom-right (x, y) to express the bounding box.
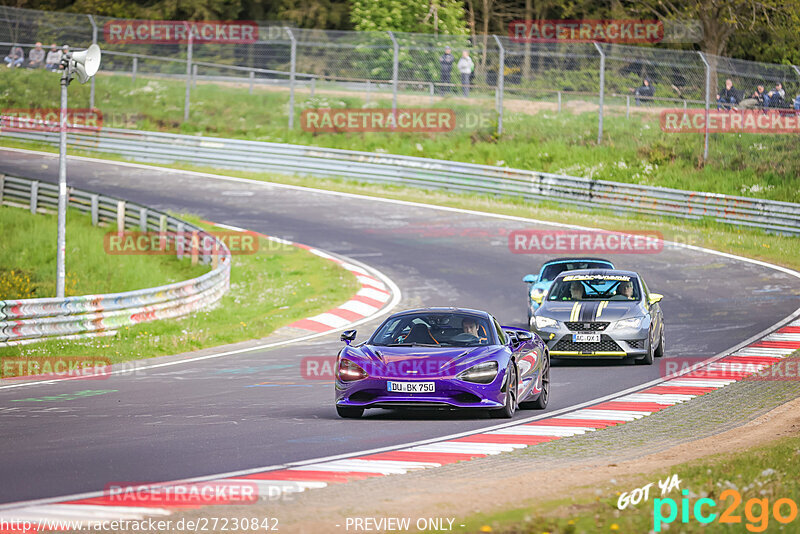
top-left (0, 209), bottom-right (360, 365)
top-left (2, 137), bottom-right (797, 274)
top-left (455, 433), bottom-right (800, 534)
top-left (1, 68), bottom-right (798, 202)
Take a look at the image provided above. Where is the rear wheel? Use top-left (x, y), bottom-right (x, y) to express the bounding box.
top-left (336, 405), bottom-right (364, 419)
top-left (520, 354), bottom-right (549, 410)
top-left (654, 327), bottom-right (665, 358)
top-left (490, 363), bottom-right (517, 419)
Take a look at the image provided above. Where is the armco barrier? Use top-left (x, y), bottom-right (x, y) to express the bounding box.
top-left (0, 175), bottom-right (231, 346)
top-left (3, 127), bottom-right (799, 234)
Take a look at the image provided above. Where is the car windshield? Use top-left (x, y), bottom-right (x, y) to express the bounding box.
top-left (369, 312), bottom-right (493, 347)
top-left (540, 261), bottom-right (613, 283)
top-left (548, 274), bottom-right (641, 302)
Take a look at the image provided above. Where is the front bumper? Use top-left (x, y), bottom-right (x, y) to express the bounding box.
top-left (533, 322), bottom-right (648, 359)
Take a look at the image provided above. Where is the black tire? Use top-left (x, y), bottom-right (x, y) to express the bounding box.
top-left (336, 405), bottom-right (364, 419)
top-left (635, 333), bottom-right (655, 365)
top-left (654, 327), bottom-right (665, 358)
top-left (490, 363), bottom-right (517, 419)
top-left (520, 354), bottom-right (549, 410)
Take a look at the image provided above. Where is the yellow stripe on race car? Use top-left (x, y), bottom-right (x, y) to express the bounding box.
top-left (569, 302), bottom-right (582, 322)
top-left (551, 351), bottom-right (628, 357)
top-left (596, 300), bottom-right (609, 319)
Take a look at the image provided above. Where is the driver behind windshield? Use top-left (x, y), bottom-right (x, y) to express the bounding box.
top-left (462, 317), bottom-right (479, 336)
top-left (568, 281), bottom-right (584, 300)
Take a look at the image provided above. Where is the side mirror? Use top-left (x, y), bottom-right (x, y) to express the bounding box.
top-left (340, 330), bottom-right (357, 344)
top-left (516, 331), bottom-right (533, 342)
top-left (531, 293), bottom-right (544, 305)
top-left (523, 274), bottom-right (538, 283)
top-left (648, 293), bottom-right (663, 305)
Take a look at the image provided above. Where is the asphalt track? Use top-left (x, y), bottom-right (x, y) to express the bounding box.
top-left (1, 148), bottom-right (799, 505)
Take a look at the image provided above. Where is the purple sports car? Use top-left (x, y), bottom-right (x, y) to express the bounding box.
top-left (335, 307), bottom-right (550, 419)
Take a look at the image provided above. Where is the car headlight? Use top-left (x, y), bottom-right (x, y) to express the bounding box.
top-left (338, 358), bottom-right (368, 381)
top-left (457, 361), bottom-right (498, 384)
top-left (534, 316), bottom-right (558, 329)
top-left (615, 317), bottom-right (644, 330)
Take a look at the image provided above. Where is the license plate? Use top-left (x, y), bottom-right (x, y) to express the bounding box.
top-left (387, 381), bottom-right (435, 393)
top-left (573, 333), bottom-right (600, 343)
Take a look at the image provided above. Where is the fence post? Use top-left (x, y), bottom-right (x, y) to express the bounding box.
top-left (286, 27), bottom-right (297, 129)
top-left (176, 222), bottom-right (185, 260)
top-left (116, 200), bottom-right (126, 234)
top-left (387, 31), bottom-right (399, 113)
top-left (429, 82), bottom-right (434, 105)
top-left (557, 91), bottom-right (561, 113)
top-left (0, 174), bottom-right (4, 204)
top-left (91, 194), bottom-right (99, 226)
top-left (88, 15), bottom-right (97, 110)
top-left (249, 70), bottom-right (254, 94)
top-left (139, 207), bottom-right (148, 232)
top-left (593, 42), bottom-right (605, 144)
top-left (132, 56), bottom-right (137, 83)
top-left (30, 181), bottom-right (38, 214)
top-left (184, 24), bottom-right (193, 122)
top-left (492, 34), bottom-right (505, 136)
top-left (626, 95), bottom-right (630, 119)
top-left (192, 64), bottom-right (198, 89)
top-left (697, 52), bottom-right (711, 162)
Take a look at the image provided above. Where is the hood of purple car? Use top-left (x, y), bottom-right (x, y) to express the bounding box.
top-left (343, 344), bottom-right (503, 378)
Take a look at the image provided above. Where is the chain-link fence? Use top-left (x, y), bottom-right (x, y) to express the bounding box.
top-left (2, 5), bottom-right (799, 162)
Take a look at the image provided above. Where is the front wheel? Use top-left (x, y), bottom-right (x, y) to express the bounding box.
top-left (635, 333), bottom-right (655, 365)
top-left (520, 355), bottom-right (549, 410)
top-left (490, 363), bottom-right (517, 419)
top-left (336, 405), bottom-right (364, 419)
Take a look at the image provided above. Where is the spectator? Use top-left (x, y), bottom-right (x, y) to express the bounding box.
top-left (764, 82), bottom-right (786, 108)
top-left (457, 50), bottom-right (474, 97)
top-left (716, 78), bottom-right (739, 110)
top-left (27, 42), bottom-right (45, 69)
top-left (438, 46), bottom-right (454, 95)
top-left (739, 85), bottom-right (766, 110)
top-left (634, 78), bottom-right (654, 106)
top-left (45, 44), bottom-right (62, 71)
top-left (4, 45), bottom-right (24, 68)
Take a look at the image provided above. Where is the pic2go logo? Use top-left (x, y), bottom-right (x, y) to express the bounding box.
top-left (654, 489), bottom-right (799, 532)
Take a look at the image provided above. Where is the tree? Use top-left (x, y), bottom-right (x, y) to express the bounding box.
top-left (349, 0), bottom-right (468, 35)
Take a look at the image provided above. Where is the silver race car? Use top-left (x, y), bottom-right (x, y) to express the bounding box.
top-left (530, 269), bottom-right (665, 365)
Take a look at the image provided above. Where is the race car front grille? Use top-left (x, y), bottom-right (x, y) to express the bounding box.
top-left (625, 339), bottom-right (645, 349)
top-left (565, 321), bottom-right (609, 331)
top-left (553, 335), bottom-right (623, 353)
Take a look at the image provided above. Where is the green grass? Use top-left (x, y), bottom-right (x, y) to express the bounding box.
top-left (454, 433), bottom-right (800, 534)
top-left (0, 204), bottom-right (207, 298)
top-left (1, 67), bottom-right (798, 203)
top-left (0, 208), bottom-right (360, 365)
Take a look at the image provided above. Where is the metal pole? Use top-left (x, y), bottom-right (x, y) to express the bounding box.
top-left (493, 35), bottom-right (505, 136)
top-left (249, 70), bottom-right (254, 94)
top-left (626, 95), bottom-right (630, 118)
top-left (286, 27), bottom-right (296, 129)
top-left (184, 24), bottom-right (192, 122)
top-left (388, 31), bottom-right (399, 113)
top-left (593, 42), bottom-right (605, 144)
top-left (793, 65), bottom-right (800, 78)
top-left (557, 91), bottom-right (561, 113)
top-left (698, 52), bottom-right (710, 162)
top-left (132, 56), bottom-right (137, 83)
top-left (88, 15), bottom-right (97, 110)
top-left (192, 64), bottom-right (198, 89)
top-left (56, 69), bottom-right (69, 298)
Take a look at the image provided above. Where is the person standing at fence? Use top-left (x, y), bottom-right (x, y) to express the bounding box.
top-left (634, 79), bottom-right (654, 106)
top-left (715, 78), bottom-right (739, 110)
top-left (45, 44), bottom-right (61, 71)
top-left (27, 42), bottom-right (45, 69)
top-left (458, 50), bottom-right (474, 97)
top-left (439, 46), bottom-right (454, 95)
top-left (4, 45), bottom-right (24, 68)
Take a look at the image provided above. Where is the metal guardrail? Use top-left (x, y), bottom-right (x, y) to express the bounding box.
top-left (2, 127), bottom-right (800, 235)
top-left (0, 174), bottom-right (231, 346)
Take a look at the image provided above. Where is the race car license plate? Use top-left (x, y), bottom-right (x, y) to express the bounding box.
top-left (387, 381), bottom-right (435, 393)
top-left (573, 333), bottom-right (600, 343)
